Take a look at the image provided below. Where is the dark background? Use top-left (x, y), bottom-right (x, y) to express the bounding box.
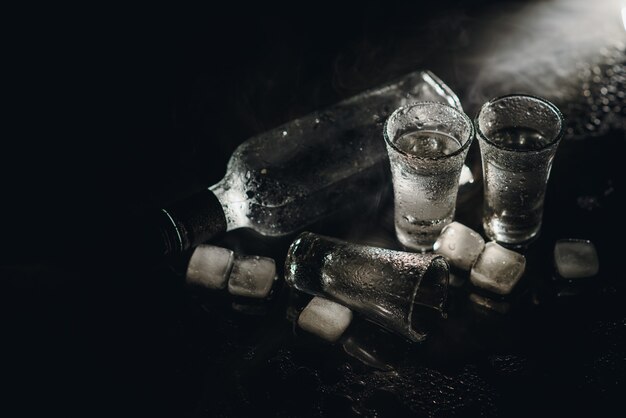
top-left (2, 1), bottom-right (625, 417)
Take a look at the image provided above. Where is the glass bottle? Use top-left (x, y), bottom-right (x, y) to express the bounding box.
top-left (156, 71), bottom-right (462, 255)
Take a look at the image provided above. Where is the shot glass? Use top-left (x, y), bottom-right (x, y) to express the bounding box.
top-left (384, 102), bottom-right (474, 251)
top-left (285, 232), bottom-right (450, 342)
top-left (475, 94), bottom-right (564, 245)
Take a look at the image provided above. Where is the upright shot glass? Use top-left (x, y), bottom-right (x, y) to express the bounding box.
top-left (475, 94), bottom-right (564, 245)
top-left (384, 103), bottom-right (474, 251)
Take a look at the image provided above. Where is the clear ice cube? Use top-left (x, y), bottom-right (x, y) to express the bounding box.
top-left (297, 296), bottom-right (353, 342)
top-left (433, 221), bottom-right (485, 271)
top-left (227, 255), bottom-right (276, 298)
top-left (470, 242), bottom-right (526, 295)
top-left (554, 239), bottom-right (599, 279)
top-left (186, 245), bottom-right (234, 289)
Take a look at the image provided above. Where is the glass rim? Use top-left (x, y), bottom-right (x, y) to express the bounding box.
top-left (474, 94), bottom-right (565, 153)
top-left (383, 101), bottom-right (475, 161)
top-left (406, 254), bottom-right (449, 342)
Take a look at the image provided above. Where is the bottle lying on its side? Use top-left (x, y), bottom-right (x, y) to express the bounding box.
top-left (152, 71), bottom-right (463, 256)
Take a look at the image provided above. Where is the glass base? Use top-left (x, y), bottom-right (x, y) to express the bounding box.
top-left (483, 219), bottom-right (541, 247)
top-left (396, 227), bottom-right (436, 253)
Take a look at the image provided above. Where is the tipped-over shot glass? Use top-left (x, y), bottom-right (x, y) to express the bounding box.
top-left (475, 94), bottom-right (564, 245)
top-left (285, 232), bottom-right (449, 342)
top-left (384, 102), bottom-right (474, 252)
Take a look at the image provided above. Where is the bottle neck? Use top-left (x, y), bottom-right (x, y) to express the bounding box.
top-left (157, 188), bottom-right (227, 255)
top-left (209, 177), bottom-right (250, 232)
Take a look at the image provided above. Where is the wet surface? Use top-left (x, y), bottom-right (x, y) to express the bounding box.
top-left (565, 44), bottom-right (626, 139)
top-left (3, 1), bottom-right (626, 417)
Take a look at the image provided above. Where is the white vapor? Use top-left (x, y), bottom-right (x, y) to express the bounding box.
top-left (464, 0), bottom-right (625, 112)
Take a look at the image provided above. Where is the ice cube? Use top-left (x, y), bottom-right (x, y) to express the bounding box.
top-left (297, 296), bottom-right (353, 342)
top-left (433, 221), bottom-right (485, 271)
top-left (554, 239), bottom-right (599, 279)
top-left (186, 245), bottom-right (234, 289)
top-left (470, 242), bottom-right (526, 295)
top-left (228, 255), bottom-right (276, 298)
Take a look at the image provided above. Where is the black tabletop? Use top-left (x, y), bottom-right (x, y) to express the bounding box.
top-left (3, 1), bottom-right (625, 417)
